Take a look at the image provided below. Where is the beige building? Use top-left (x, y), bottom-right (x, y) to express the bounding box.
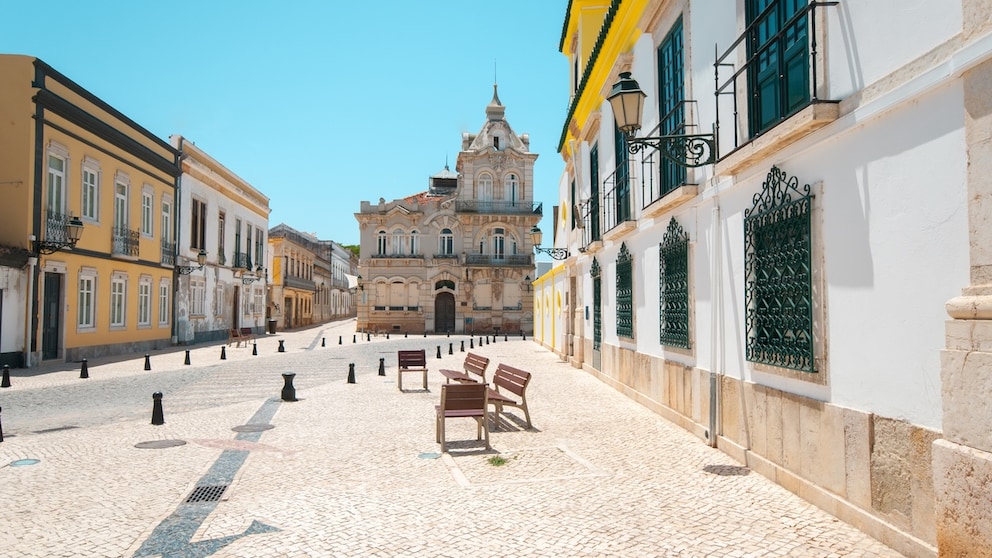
top-left (355, 88), bottom-right (541, 335)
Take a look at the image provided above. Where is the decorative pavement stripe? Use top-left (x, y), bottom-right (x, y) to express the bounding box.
top-left (133, 398), bottom-right (282, 557)
top-left (304, 329), bottom-right (327, 351)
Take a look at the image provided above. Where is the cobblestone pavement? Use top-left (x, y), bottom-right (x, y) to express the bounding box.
top-left (0, 320), bottom-right (904, 557)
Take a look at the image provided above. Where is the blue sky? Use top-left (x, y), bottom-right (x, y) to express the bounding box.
top-left (1, 1), bottom-right (569, 246)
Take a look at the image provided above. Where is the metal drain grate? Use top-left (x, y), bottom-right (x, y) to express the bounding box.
top-left (185, 484), bottom-right (228, 503)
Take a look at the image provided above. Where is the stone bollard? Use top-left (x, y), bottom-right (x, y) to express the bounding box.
top-left (2, 365), bottom-right (10, 388)
top-left (378, 357), bottom-right (385, 376)
top-left (347, 363), bottom-right (356, 384)
top-left (322, 337), bottom-right (326, 347)
top-left (281, 373), bottom-right (297, 401)
top-left (278, 340), bottom-right (286, 353)
top-left (184, 350), bottom-right (191, 366)
top-left (252, 342), bottom-right (258, 356)
top-left (448, 343), bottom-right (453, 355)
top-left (460, 340), bottom-right (465, 352)
top-left (80, 359), bottom-right (89, 379)
top-left (436, 345), bottom-right (442, 359)
top-left (144, 354), bottom-right (151, 371)
top-left (221, 346), bottom-right (227, 360)
top-left (151, 392), bottom-right (165, 425)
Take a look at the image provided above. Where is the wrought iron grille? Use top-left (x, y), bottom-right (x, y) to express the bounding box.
top-left (112, 227), bottom-right (140, 257)
top-left (602, 162), bottom-right (632, 235)
top-left (616, 243), bottom-right (633, 339)
top-left (44, 209), bottom-right (75, 245)
top-left (660, 218), bottom-right (690, 348)
top-left (234, 251), bottom-right (252, 269)
top-left (591, 258), bottom-right (602, 351)
top-left (744, 166), bottom-right (814, 372)
top-left (160, 240), bottom-right (175, 266)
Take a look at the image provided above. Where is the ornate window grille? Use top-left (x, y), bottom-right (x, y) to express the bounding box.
top-left (744, 166), bottom-right (814, 372)
top-left (591, 258), bottom-right (602, 351)
top-left (660, 218), bottom-right (690, 348)
top-left (616, 243), bottom-right (633, 339)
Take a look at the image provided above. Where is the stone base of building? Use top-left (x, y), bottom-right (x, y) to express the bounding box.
top-left (64, 337), bottom-right (173, 363)
top-left (932, 439), bottom-right (992, 556)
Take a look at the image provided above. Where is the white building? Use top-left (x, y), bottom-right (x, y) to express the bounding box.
top-left (170, 136), bottom-right (270, 344)
top-left (548, 2), bottom-right (992, 555)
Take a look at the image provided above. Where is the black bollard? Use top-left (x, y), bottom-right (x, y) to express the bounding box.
top-left (80, 359), bottom-right (89, 379)
top-left (447, 331), bottom-right (450, 338)
top-left (0, 405), bottom-right (3, 442)
top-left (322, 337), bottom-right (326, 347)
top-left (504, 334), bottom-right (508, 342)
top-left (404, 332), bottom-right (408, 338)
top-left (353, 334), bottom-right (356, 343)
top-left (347, 363), bottom-right (356, 384)
top-left (378, 357), bottom-right (385, 376)
top-left (2, 365), bottom-right (10, 388)
top-left (486, 336), bottom-right (490, 345)
top-left (448, 343), bottom-right (453, 355)
top-left (339, 335), bottom-right (343, 345)
top-left (479, 337), bottom-right (483, 347)
top-left (367, 333), bottom-right (371, 342)
top-left (184, 350), bottom-right (191, 365)
top-left (281, 373), bottom-right (297, 401)
top-left (423, 332), bottom-right (427, 338)
top-left (144, 354), bottom-right (151, 371)
top-left (252, 342), bottom-right (258, 356)
top-left (278, 339), bottom-right (286, 353)
top-left (523, 333), bottom-right (527, 341)
top-left (151, 392), bottom-right (165, 425)
top-left (220, 346), bottom-right (227, 360)
top-left (470, 338), bottom-right (475, 349)
top-left (460, 340), bottom-right (465, 352)
top-left (436, 345), bottom-right (442, 359)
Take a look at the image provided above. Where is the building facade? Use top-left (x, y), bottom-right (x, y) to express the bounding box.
top-left (0, 55), bottom-right (181, 365)
top-left (170, 136), bottom-right (270, 344)
top-left (549, 1), bottom-right (991, 555)
top-left (355, 89), bottom-right (541, 335)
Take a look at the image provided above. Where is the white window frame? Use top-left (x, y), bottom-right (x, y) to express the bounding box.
top-left (161, 195), bottom-right (173, 244)
top-left (191, 277), bottom-right (206, 316)
top-left (140, 185), bottom-right (154, 237)
top-left (47, 142), bottom-right (69, 214)
top-left (253, 286), bottom-right (263, 315)
top-left (158, 279), bottom-right (170, 326)
top-left (114, 174), bottom-right (129, 230)
top-left (81, 157), bottom-right (100, 222)
top-left (110, 273), bottom-right (127, 328)
top-left (409, 230), bottom-right (419, 255)
top-left (77, 268), bottom-right (97, 330)
top-left (493, 228), bottom-right (505, 259)
top-left (215, 284), bottom-right (225, 317)
top-left (391, 228), bottom-right (404, 255)
top-left (439, 228), bottom-right (453, 255)
top-left (137, 276), bottom-right (152, 326)
top-left (377, 231), bottom-right (387, 255)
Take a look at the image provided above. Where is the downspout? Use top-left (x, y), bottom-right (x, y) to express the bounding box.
top-left (708, 199), bottom-right (722, 447)
top-left (28, 61), bottom-right (46, 367)
top-left (24, 254), bottom-right (37, 368)
top-left (171, 136), bottom-right (184, 344)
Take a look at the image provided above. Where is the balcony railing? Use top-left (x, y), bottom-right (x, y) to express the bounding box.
top-left (160, 240), bottom-right (175, 266)
top-left (455, 201), bottom-right (543, 215)
top-left (112, 227), bottom-right (140, 257)
top-left (371, 253), bottom-right (424, 259)
top-left (43, 209), bottom-right (77, 247)
top-left (233, 251), bottom-right (252, 270)
top-left (602, 162), bottom-right (633, 235)
top-left (464, 254), bottom-right (531, 267)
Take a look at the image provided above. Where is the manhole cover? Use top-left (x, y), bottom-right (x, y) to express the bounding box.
top-left (185, 484), bottom-right (227, 503)
top-left (232, 424), bottom-right (274, 432)
top-left (418, 452), bottom-right (441, 459)
top-left (10, 459), bottom-right (40, 467)
top-left (702, 464), bottom-right (750, 476)
top-left (134, 439), bottom-right (187, 449)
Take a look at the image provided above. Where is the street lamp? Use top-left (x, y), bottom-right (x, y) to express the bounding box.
top-left (607, 72), bottom-right (715, 167)
top-left (530, 226), bottom-right (569, 261)
top-left (35, 215), bottom-right (84, 255)
top-left (177, 248), bottom-right (207, 275)
top-left (242, 265), bottom-right (266, 285)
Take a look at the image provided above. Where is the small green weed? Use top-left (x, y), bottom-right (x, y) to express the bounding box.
top-left (487, 455), bottom-right (508, 466)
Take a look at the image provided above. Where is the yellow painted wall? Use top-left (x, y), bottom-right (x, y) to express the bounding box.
top-left (0, 55), bottom-right (38, 250)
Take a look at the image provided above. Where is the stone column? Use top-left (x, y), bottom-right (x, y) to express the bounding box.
top-left (932, 53), bottom-right (992, 557)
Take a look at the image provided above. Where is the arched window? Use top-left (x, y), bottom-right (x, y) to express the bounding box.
top-left (505, 174), bottom-right (519, 204)
top-left (477, 173), bottom-right (493, 206)
top-left (410, 230), bottom-right (419, 255)
top-left (391, 228), bottom-right (404, 255)
top-left (492, 228), bottom-right (505, 259)
top-left (439, 228), bottom-right (453, 256)
top-left (377, 231), bottom-right (387, 255)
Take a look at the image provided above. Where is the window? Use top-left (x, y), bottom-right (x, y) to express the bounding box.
top-left (613, 125), bottom-right (631, 224)
top-left (439, 228), bottom-right (453, 255)
top-left (506, 174), bottom-right (519, 204)
top-left (659, 218), bottom-right (690, 349)
top-left (161, 197), bottom-right (172, 243)
top-left (492, 228), bottom-right (505, 259)
top-left (377, 231), bottom-right (387, 255)
top-left (234, 217), bottom-right (243, 267)
top-left (591, 258), bottom-right (602, 351)
top-left (590, 144), bottom-right (601, 242)
top-left (255, 227), bottom-right (264, 270)
top-left (158, 279), bottom-right (170, 326)
top-left (747, 0), bottom-right (810, 136)
top-left (744, 166), bottom-right (814, 372)
top-left (191, 198), bottom-right (206, 250)
top-left (657, 18), bottom-right (687, 197)
top-left (138, 277), bottom-right (151, 326)
top-left (245, 225), bottom-right (253, 268)
top-left (190, 278), bottom-right (206, 316)
top-left (47, 153), bottom-right (66, 213)
top-left (81, 160), bottom-right (99, 221)
top-left (114, 180), bottom-right (128, 229)
top-left (78, 270), bottom-right (96, 329)
top-left (617, 243), bottom-right (633, 339)
top-left (217, 211), bottom-right (226, 264)
top-left (391, 229), bottom-right (404, 255)
top-left (215, 284), bottom-right (224, 316)
top-left (409, 230), bottom-right (419, 255)
top-left (141, 188), bottom-right (153, 236)
top-left (110, 274), bottom-right (127, 327)
top-left (253, 287), bottom-right (263, 315)
top-left (477, 173), bottom-right (493, 206)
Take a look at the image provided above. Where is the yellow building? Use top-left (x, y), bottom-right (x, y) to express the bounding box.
top-left (267, 224), bottom-right (317, 330)
top-left (0, 55), bottom-right (179, 364)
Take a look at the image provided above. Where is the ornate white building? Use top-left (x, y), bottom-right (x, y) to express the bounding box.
top-left (355, 87), bottom-right (541, 335)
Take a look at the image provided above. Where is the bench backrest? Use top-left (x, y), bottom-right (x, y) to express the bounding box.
top-left (398, 349), bottom-right (427, 369)
top-left (439, 382), bottom-right (487, 412)
top-left (493, 364), bottom-right (531, 397)
top-left (239, 327), bottom-right (253, 335)
top-left (464, 352), bottom-right (490, 380)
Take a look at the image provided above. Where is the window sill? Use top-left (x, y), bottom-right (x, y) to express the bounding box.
top-left (642, 185), bottom-right (698, 219)
top-left (716, 101), bottom-right (839, 176)
top-left (603, 221), bottom-right (636, 242)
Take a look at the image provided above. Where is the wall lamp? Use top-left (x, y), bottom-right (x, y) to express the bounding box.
top-left (35, 215), bottom-right (84, 255)
top-left (242, 264), bottom-right (266, 285)
top-left (607, 72), bottom-right (715, 167)
top-left (177, 249), bottom-right (207, 275)
top-left (357, 274), bottom-right (363, 291)
top-left (530, 226), bottom-right (569, 261)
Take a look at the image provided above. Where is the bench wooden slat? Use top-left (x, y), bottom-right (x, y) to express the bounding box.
top-left (397, 349), bottom-right (428, 392)
top-left (487, 363), bottom-right (532, 429)
top-left (435, 382), bottom-right (489, 452)
top-left (438, 352), bottom-right (490, 384)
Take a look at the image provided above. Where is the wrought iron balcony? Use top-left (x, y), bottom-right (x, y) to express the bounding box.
top-left (602, 162), bottom-right (633, 235)
top-left (464, 254), bottom-right (532, 267)
top-left (233, 251), bottom-right (252, 270)
top-left (36, 209), bottom-right (83, 254)
top-left (160, 240), bottom-right (176, 266)
top-left (111, 227), bottom-right (140, 257)
top-left (455, 201), bottom-right (543, 215)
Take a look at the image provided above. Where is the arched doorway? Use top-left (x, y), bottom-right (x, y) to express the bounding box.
top-left (434, 292), bottom-right (455, 334)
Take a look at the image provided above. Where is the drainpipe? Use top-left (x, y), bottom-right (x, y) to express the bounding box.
top-left (171, 136), bottom-right (184, 345)
top-left (24, 252), bottom-right (37, 368)
top-left (708, 200), bottom-right (722, 448)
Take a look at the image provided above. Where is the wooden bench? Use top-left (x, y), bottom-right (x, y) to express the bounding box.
top-left (397, 349), bottom-right (428, 391)
top-left (229, 327), bottom-right (256, 348)
top-left (435, 382), bottom-right (490, 452)
top-left (438, 352), bottom-right (490, 384)
top-left (487, 363), bottom-right (532, 429)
